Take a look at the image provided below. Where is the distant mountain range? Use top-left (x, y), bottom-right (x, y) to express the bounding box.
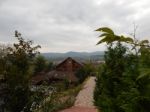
top-left (42, 51), bottom-right (104, 62)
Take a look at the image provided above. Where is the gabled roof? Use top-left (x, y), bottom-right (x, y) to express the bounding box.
top-left (56, 57), bottom-right (83, 68)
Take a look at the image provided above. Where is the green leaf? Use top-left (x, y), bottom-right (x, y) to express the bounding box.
top-left (136, 73), bottom-right (150, 80)
top-left (99, 33), bottom-right (109, 38)
top-left (95, 27), bottom-right (114, 35)
top-left (120, 36), bottom-right (134, 43)
top-left (96, 37), bottom-right (112, 45)
top-left (137, 68), bottom-right (150, 80)
top-left (140, 40), bottom-right (149, 45)
top-left (96, 38), bottom-right (106, 45)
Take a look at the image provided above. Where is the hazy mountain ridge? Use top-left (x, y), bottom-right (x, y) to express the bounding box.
top-left (42, 51), bottom-right (104, 57)
top-left (42, 51), bottom-right (104, 61)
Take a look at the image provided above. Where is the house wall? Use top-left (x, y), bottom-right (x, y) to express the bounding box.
top-left (56, 58), bottom-right (82, 72)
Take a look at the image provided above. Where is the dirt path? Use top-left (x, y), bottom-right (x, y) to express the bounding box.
top-left (59, 77), bottom-right (97, 112)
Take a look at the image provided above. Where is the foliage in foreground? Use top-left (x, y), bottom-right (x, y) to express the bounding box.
top-left (0, 31), bottom-right (41, 112)
top-left (94, 27), bottom-right (150, 112)
top-left (35, 84), bottom-right (82, 112)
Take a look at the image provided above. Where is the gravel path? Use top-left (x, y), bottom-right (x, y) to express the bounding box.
top-left (74, 76), bottom-right (96, 108)
top-left (59, 106), bottom-right (97, 112)
top-left (59, 76), bottom-right (97, 112)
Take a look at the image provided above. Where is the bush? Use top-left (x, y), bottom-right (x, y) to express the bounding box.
top-left (34, 55), bottom-right (47, 74)
top-left (36, 84), bottom-right (81, 112)
top-left (94, 27), bottom-right (150, 112)
top-left (75, 63), bottom-right (95, 83)
top-left (2, 31), bottom-right (40, 112)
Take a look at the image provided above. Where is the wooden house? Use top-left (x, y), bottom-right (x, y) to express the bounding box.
top-left (55, 57), bottom-right (82, 72)
top-left (32, 57), bottom-right (83, 85)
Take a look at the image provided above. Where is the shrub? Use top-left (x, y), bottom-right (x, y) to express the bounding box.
top-left (75, 63), bottom-right (95, 83)
top-left (94, 27), bottom-right (150, 112)
top-left (2, 31), bottom-right (40, 112)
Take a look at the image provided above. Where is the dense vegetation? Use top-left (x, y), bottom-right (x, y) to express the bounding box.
top-left (33, 55), bottom-right (54, 74)
top-left (0, 31), bottom-right (83, 112)
top-left (35, 83), bottom-right (81, 112)
top-left (0, 31), bottom-right (41, 112)
top-left (75, 63), bottom-right (96, 83)
top-left (94, 27), bottom-right (150, 112)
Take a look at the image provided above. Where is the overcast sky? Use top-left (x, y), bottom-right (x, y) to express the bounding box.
top-left (0, 0), bottom-right (150, 53)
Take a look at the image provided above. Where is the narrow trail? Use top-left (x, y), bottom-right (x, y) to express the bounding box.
top-left (59, 76), bottom-right (97, 112)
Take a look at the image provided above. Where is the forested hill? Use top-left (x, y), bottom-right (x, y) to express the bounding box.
top-left (42, 51), bottom-right (104, 61)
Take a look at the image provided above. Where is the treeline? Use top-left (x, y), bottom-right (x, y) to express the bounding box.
top-left (94, 27), bottom-right (150, 112)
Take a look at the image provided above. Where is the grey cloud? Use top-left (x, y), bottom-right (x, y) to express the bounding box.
top-left (0, 0), bottom-right (150, 52)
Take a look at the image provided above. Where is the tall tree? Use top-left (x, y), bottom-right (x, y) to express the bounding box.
top-left (94, 27), bottom-right (150, 112)
top-left (4, 31), bottom-right (41, 112)
top-left (0, 44), bottom-right (9, 112)
top-left (34, 55), bottom-right (46, 74)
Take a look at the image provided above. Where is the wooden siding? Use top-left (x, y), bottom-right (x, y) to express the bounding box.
top-left (56, 57), bottom-right (82, 72)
